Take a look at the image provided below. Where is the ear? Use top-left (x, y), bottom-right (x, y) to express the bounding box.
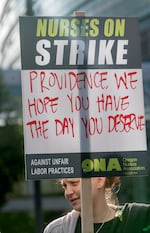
top-left (96, 177), bottom-right (106, 189)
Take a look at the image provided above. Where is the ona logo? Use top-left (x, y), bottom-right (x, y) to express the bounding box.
top-left (82, 158), bottom-right (122, 172)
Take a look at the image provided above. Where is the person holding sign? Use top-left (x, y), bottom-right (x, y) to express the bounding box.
top-left (43, 177), bottom-right (150, 233)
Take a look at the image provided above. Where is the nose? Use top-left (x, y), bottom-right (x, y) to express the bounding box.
top-left (65, 185), bottom-right (74, 198)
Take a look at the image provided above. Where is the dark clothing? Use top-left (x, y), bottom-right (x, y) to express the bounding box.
top-left (44, 203), bottom-right (150, 233)
top-left (75, 203), bottom-right (150, 233)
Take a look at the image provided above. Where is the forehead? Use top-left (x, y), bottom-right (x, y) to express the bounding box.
top-left (61, 178), bottom-right (80, 184)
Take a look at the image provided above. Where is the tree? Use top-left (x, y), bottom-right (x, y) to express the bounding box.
top-left (0, 69), bottom-right (24, 206)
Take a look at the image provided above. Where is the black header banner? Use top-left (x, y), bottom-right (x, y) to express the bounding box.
top-left (19, 17), bottom-right (141, 70)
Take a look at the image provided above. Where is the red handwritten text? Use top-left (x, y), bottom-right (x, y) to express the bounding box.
top-left (81, 117), bottom-right (103, 138)
top-left (108, 113), bottom-right (145, 132)
top-left (26, 120), bottom-right (49, 138)
top-left (28, 96), bottom-right (58, 118)
top-left (29, 70), bottom-right (108, 93)
top-left (96, 94), bottom-right (129, 112)
top-left (114, 71), bottom-right (138, 89)
top-left (55, 117), bottom-right (75, 137)
top-left (67, 94), bottom-right (89, 112)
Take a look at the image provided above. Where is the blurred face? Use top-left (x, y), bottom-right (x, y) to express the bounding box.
top-left (61, 177), bottom-right (106, 212)
top-left (61, 178), bottom-right (81, 211)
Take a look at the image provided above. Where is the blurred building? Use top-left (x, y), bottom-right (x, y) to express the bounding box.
top-left (0, 0), bottom-right (150, 70)
top-left (0, 0), bottom-right (25, 69)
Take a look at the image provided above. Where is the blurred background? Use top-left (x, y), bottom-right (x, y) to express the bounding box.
top-left (0, 0), bottom-right (150, 233)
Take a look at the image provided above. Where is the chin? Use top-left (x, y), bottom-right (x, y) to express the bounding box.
top-left (72, 203), bottom-right (81, 212)
top-left (73, 206), bottom-right (81, 212)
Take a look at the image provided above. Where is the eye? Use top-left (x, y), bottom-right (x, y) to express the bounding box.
top-left (62, 183), bottom-right (67, 190)
top-left (71, 181), bottom-right (79, 186)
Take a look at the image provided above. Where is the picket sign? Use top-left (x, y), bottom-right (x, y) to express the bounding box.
top-left (75, 11), bottom-right (94, 233)
top-left (19, 10), bottom-right (147, 233)
top-left (81, 178), bottom-right (94, 233)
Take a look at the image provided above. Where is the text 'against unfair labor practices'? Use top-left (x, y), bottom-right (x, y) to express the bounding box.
top-left (19, 16), bottom-right (147, 179)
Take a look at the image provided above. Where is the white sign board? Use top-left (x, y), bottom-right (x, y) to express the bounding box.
top-left (19, 16), bottom-right (147, 179)
top-left (22, 68), bottom-right (146, 154)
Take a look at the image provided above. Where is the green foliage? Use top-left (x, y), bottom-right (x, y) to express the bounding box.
top-left (0, 70), bottom-right (24, 206)
top-left (0, 124), bottom-right (24, 206)
top-left (0, 212), bottom-right (34, 233)
top-left (0, 210), bottom-right (64, 233)
top-left (0, 69), bottom-right (10, 112)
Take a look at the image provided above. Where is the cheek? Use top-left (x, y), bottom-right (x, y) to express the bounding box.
top-left (64, 190), bottom-right (68, 199)
top-left (91, 185), bottom-right (99, 199)
top-left (77, 184), bottom-right (81, 194)
top-left (77, 187), bottom-right (81, 196)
